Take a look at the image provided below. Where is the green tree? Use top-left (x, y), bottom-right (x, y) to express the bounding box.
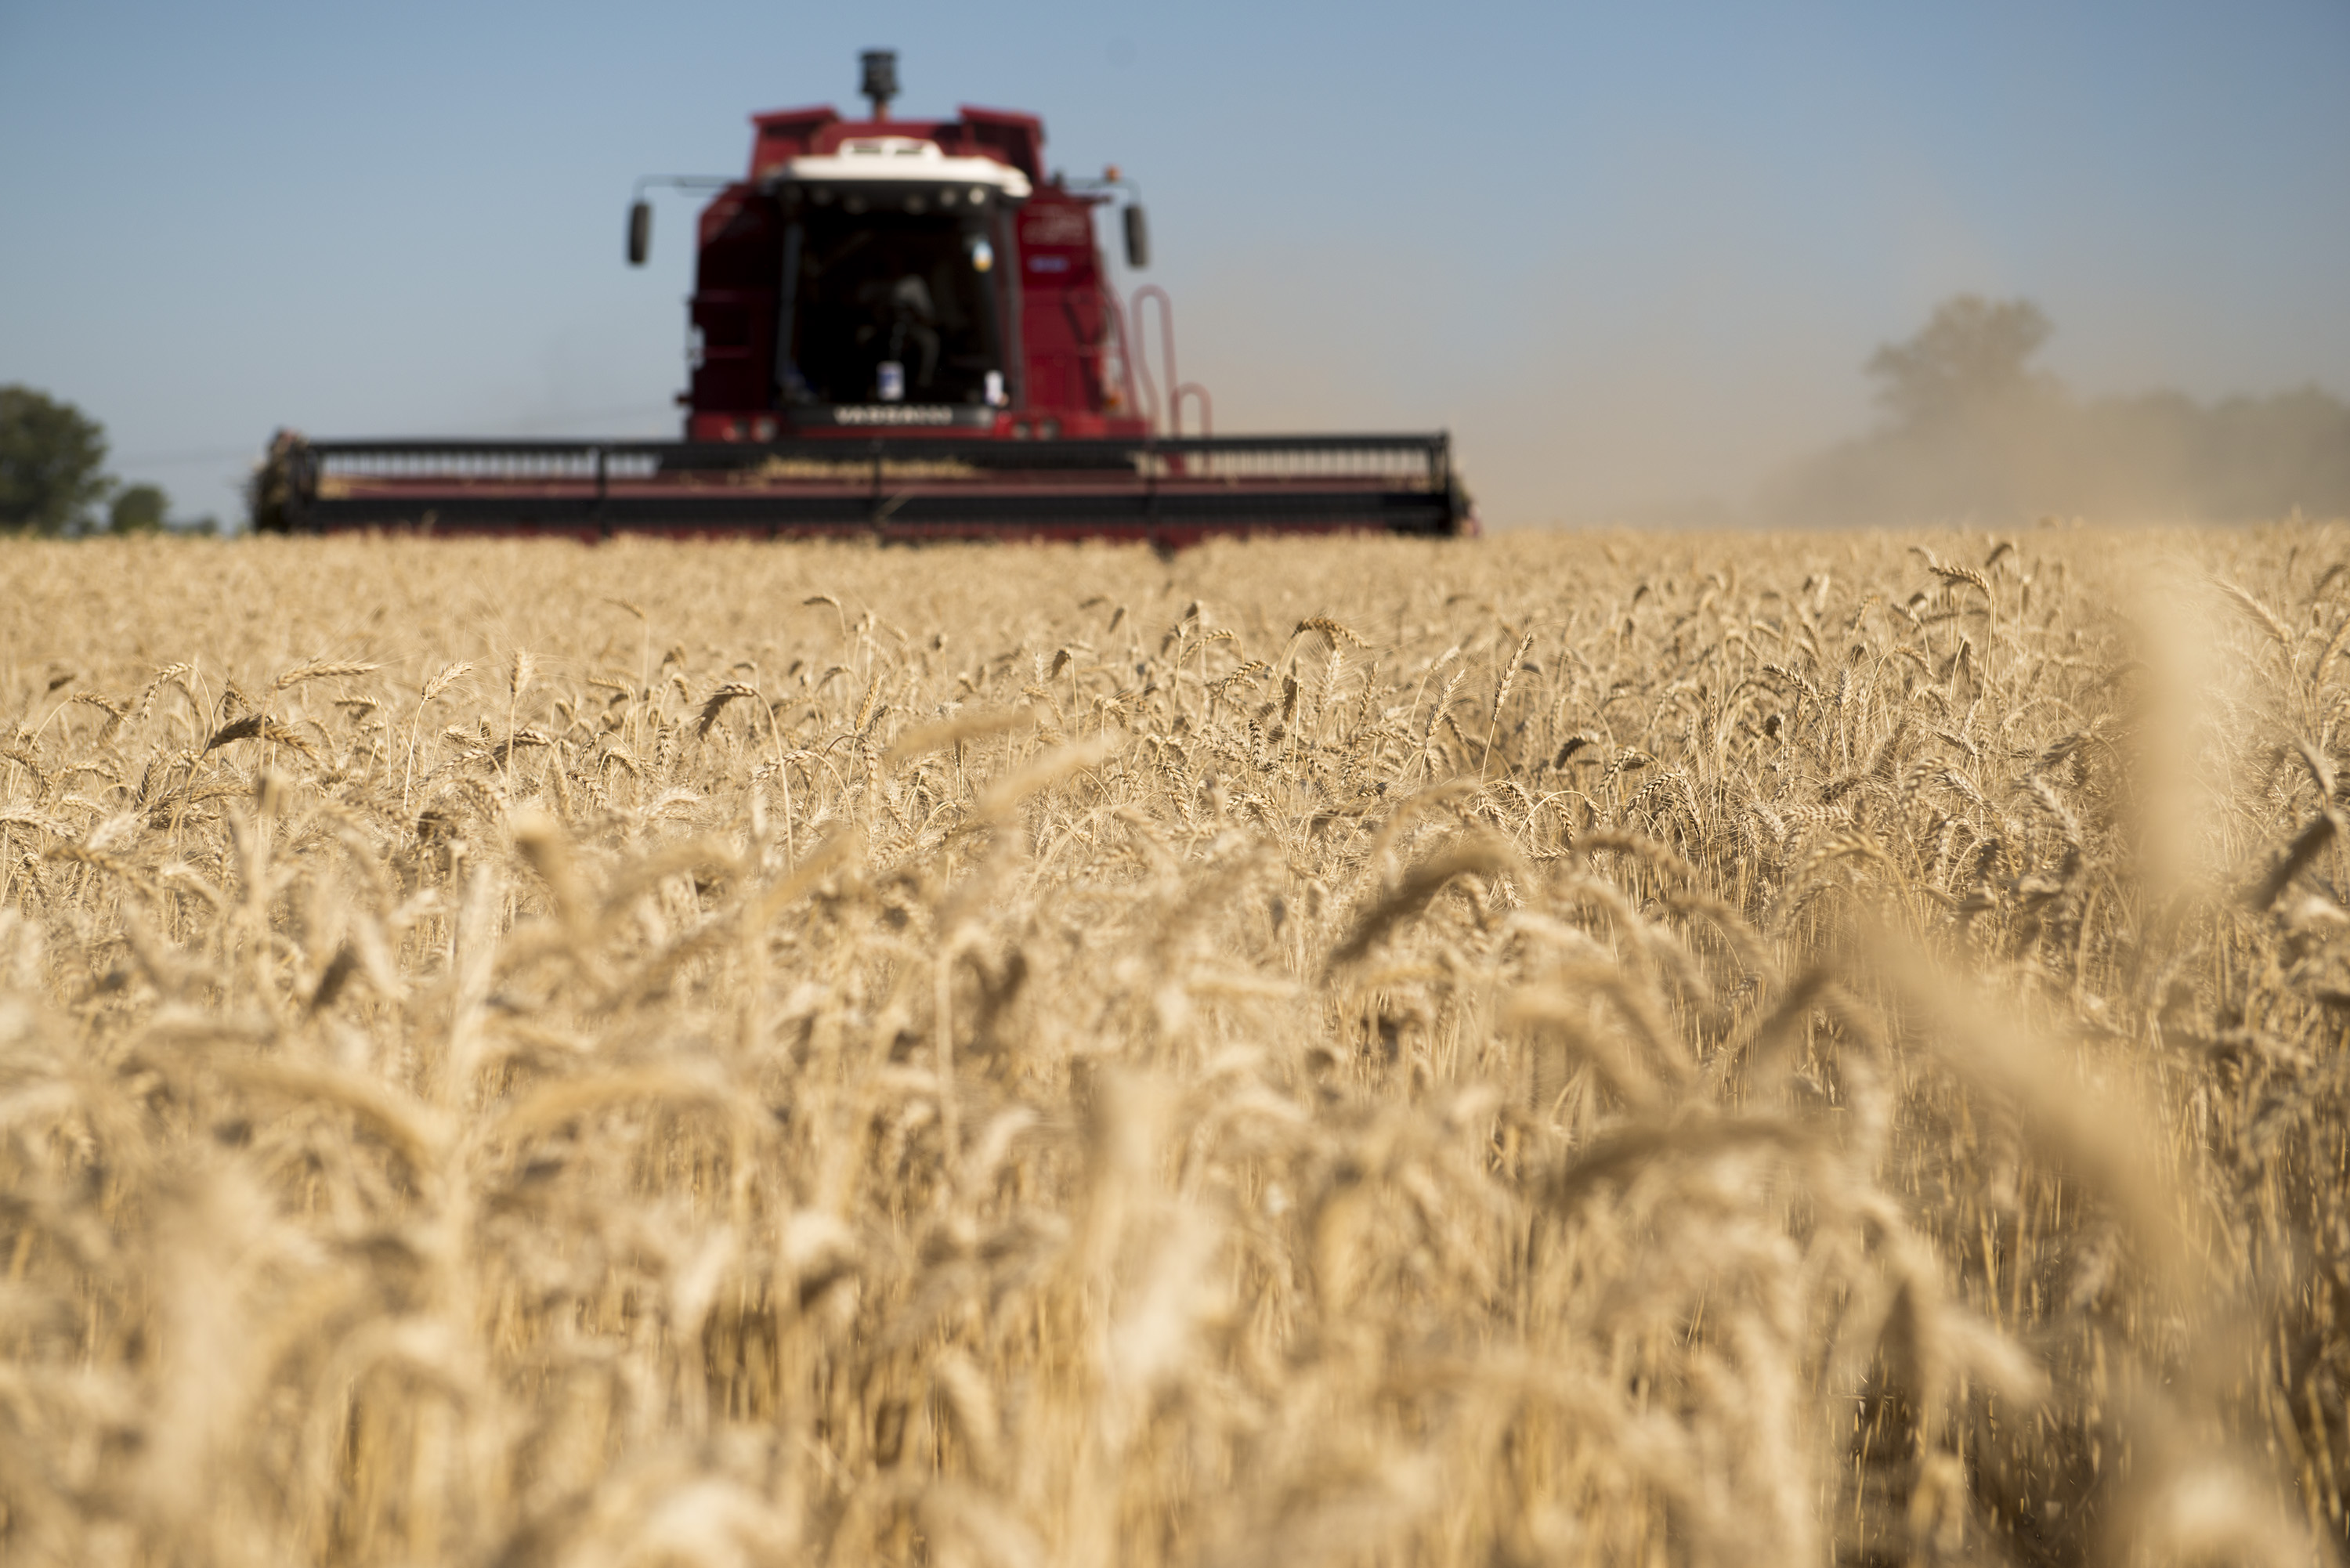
top-left (1867, 294), bottom-right (2055, 430)
top-left (108, 482), bottom-right (168, 533)
top-left (0, 385), bottom-right (110, 534)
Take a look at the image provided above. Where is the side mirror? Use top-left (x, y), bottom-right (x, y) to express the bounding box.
top-left (627, 200), bottom-right (652, 266)
top-left (1123, 204), bottom-right (1149, 269)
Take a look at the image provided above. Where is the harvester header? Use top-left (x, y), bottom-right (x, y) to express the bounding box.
top-left (258, 51), bottom-right (1473, 544)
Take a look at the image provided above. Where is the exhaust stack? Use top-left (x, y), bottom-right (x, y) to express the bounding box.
top-left (860, 49), bottom-right (898, 120)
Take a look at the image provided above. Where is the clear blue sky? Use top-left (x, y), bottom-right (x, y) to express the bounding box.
top-left (3, 0), bottom-right (2345, 528)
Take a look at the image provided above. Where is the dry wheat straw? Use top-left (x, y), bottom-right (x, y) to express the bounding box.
top-left (0, 525), bottom-right (2341, 1568)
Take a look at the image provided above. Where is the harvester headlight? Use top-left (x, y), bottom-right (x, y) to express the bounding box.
top-left (968, 237), bottom-right (994, 273)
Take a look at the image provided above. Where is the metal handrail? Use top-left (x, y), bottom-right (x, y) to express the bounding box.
top-left (1130, 285), bottom-right (1211, 438)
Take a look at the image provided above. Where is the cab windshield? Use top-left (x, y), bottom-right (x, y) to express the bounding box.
top-left (779, 188), bottom-right (1007, 406)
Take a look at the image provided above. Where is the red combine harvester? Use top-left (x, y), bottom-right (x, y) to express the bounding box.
top-left (258, 52), bottom-right (1473, 544)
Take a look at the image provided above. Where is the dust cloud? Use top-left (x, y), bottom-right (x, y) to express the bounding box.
top-left (1177, 270), bottom-right (2348, 529)
top-left (1759, 295), bottom-right (2350, 528)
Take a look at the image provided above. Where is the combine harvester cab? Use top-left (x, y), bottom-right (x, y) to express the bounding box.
top-left (261, 52), bottom-right (1474, 544)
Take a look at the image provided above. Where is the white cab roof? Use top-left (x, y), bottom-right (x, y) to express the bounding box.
top-left (786, 138), bottom-right (1032, 197)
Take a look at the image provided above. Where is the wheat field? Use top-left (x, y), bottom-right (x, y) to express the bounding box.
top-left (1, 526), bottom-right (2345, 1567)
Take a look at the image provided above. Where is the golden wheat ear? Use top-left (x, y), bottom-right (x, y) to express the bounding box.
top-left (2, 525), bottom-right (2331, 1567)
top-left (1325, 835), bottom-right (1520, 972)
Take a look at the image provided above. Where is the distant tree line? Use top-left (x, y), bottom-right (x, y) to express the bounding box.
top-left (1765, 296), bottom-right (2350, 526)
top-left (0, 385), bottom-right (215, 536)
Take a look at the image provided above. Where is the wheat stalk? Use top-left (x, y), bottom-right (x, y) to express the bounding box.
top-left (0, 526), bottom-right (2331, 1568)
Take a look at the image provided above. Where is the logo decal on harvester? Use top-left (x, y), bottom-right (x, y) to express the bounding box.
top-left (1020, 206), bottom-right (1092, 246)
